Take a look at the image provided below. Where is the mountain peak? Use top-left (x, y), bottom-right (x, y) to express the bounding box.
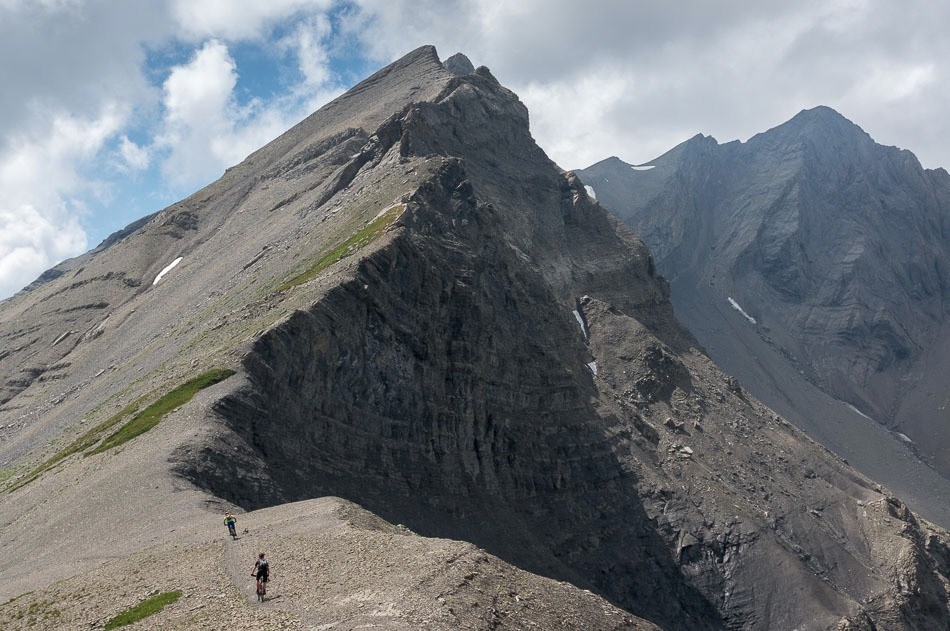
top-left (583, 156), bottom-right (630, 170)
top-left (578, 103), bottom-right (950, 530)
top-left (792, 104), bottom-right (847, 121)
top-left (235, 45), bottom-right (453, 172)
top-left (788, 105), bottom-right (860, 131)
top-left (443, 52), bottom-right (475, 76)
top-left (755, 105), bottom-right (871, 146)
top-left (400, 43), bottom-right (441, 65)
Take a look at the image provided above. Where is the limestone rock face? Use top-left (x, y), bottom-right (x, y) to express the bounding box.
top-left (577, 107), bottom-right (950, 510)
top-left (1, 51), bottom-right (948, 630)
top-left (442, 52), bottom-right (475, 76)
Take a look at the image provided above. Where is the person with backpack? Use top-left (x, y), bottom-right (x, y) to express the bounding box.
top-left (252, 552), bottom-right (269, 599)
top-left (224, 512), bottom-right (237, 539)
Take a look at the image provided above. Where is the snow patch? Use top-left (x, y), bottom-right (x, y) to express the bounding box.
top-left (844, 403), bottom-right (874, 422)
top-left (727, 297), bottom-right (756, 324)
top-left (631, 165), bottom-right (656, 171)
top-left (584, 185), bottom-right (597, 200)
top-left (587, 361), bottom-right (598, 375)
top-left (153, 257), bottom-right (183, 285)
top-left (895, 432), bottom-right (914, 444)
top-left (572, 309), bottom-right (588, 339)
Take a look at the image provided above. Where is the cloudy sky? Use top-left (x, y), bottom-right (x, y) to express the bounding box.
top-left (1, 0), bottom-right (947, 299)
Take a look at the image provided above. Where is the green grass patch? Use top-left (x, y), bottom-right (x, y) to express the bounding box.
top-left (87, 368), bottom-right (235, 456)
top-left (104, 590), bottom-right (182, 630)
top-left (26, 599), bottom-right (61, 619)
top-left (0, 465), bottom-right (22, 486)
top-left (6, 399), bottom-right (142, 492)
top-left (0, 590), bottom-right (33, 609)
top-left (6, 368), bottom-right (235, 491)
top-left (277, 203), bottom-right (404, 292)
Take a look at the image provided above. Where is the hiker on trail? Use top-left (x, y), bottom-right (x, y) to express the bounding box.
top-left (224, 512), bottom-right (237, 539)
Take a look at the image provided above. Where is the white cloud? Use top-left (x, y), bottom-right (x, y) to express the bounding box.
top-left (0, 104), bottom-right (126, 297)
top-left (0, 205), bottom-right (86, 297)
top-left (283, 13), bottom-right (333, 87)
top-left (163, 40), bottom-right (237, 130)
top-left (155, 40), bottom-right (241, 188)
top-left (0, 0), bottom-right (83, 12)
top-left (519, 69), bottom-right (637, 169)
top-left (171, 0), bottom-right (333, 40)
top-left (0, 2), bottom-right (165, 134)
top-left (347, 1), bottom-right (950, 169)
top-left (849, 62), bottom-right (936, 103)
top-left (118, 136), bottom-right (150, 171)
top-left (155, 38), bottom-right (340, 191)
top-left (276, 12), bottom-right (346, 114)
top-left (0, 105), bottom-right (127, 211)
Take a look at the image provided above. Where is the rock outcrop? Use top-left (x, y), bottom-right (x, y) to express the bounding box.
top-left (443, 52), bottom-right (475, 76)
top-left (1, 51), bottom-right (948, 630)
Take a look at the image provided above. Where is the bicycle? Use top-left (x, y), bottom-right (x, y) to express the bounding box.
top-left (253, 572), bottom-right (267, 602)
top-left (224, 512), bottom-right (238, 540)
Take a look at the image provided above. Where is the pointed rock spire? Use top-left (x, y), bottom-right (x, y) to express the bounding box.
top-left (443, 52), bottom-right (475, 76)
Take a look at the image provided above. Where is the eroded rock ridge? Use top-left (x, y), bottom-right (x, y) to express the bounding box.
top-left (0, 50), bottom-right (947, 629)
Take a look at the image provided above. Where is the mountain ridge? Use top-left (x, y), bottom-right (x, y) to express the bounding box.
top-left (1, 53), bottom-right (948, 630)
top-left (577, 104), bottom-right (950, 515)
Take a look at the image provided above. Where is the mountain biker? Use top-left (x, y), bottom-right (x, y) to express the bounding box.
top-left (253, 552), bottom-right (269, 586)
top-left (224, 512), bottom-right (237, 538)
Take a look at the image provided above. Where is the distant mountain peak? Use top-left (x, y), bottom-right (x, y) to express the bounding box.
top-left (577, 105), bottom-right (950, 518)
top-left (793, 104), bottom-right (846, 120)
top-left (788, 105), bottom-right (859, 130)
top-left (681, 133), bottom-right (720, 149)
top-left (755, 105), bottom-right (871, 147)
top-left (583, 156), bottom-right (630, 170)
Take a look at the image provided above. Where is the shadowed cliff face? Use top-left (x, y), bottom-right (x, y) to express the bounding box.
top-left (577, 107), bottom-right (950, 483)
top-left (172, 63), bottom-right (948, 629)
top-left (180, 78), bottom-right (720, 628)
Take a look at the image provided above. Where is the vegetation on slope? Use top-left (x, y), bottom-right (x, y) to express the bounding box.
top-left (103, 590), bottom-right (181, 629)
top-left (87, 368), bottom-right (235, 455)
top-left (0, 594), bottom-right (59, 626)
top-left (6, 368), bottom-right (235, 491)
top-left (6, 399), bottom-right (143, 492)
top-left (277, 203), bottom-right (404, 291)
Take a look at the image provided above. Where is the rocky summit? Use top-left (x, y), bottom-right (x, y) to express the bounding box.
top-left (1, 48), bottom-right (948, 630)
top-left (578, 109), bottom-right (950, 529)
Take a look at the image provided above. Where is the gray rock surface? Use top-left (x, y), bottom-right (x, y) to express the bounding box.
top-left (577, 107), bottom-right (950, 508)
top-left (1, 497), bottom-right (657, 630)
top-left (1, 50), bottom-right (948, 630)
top-left (443, 52), bottom-right (475, 76)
